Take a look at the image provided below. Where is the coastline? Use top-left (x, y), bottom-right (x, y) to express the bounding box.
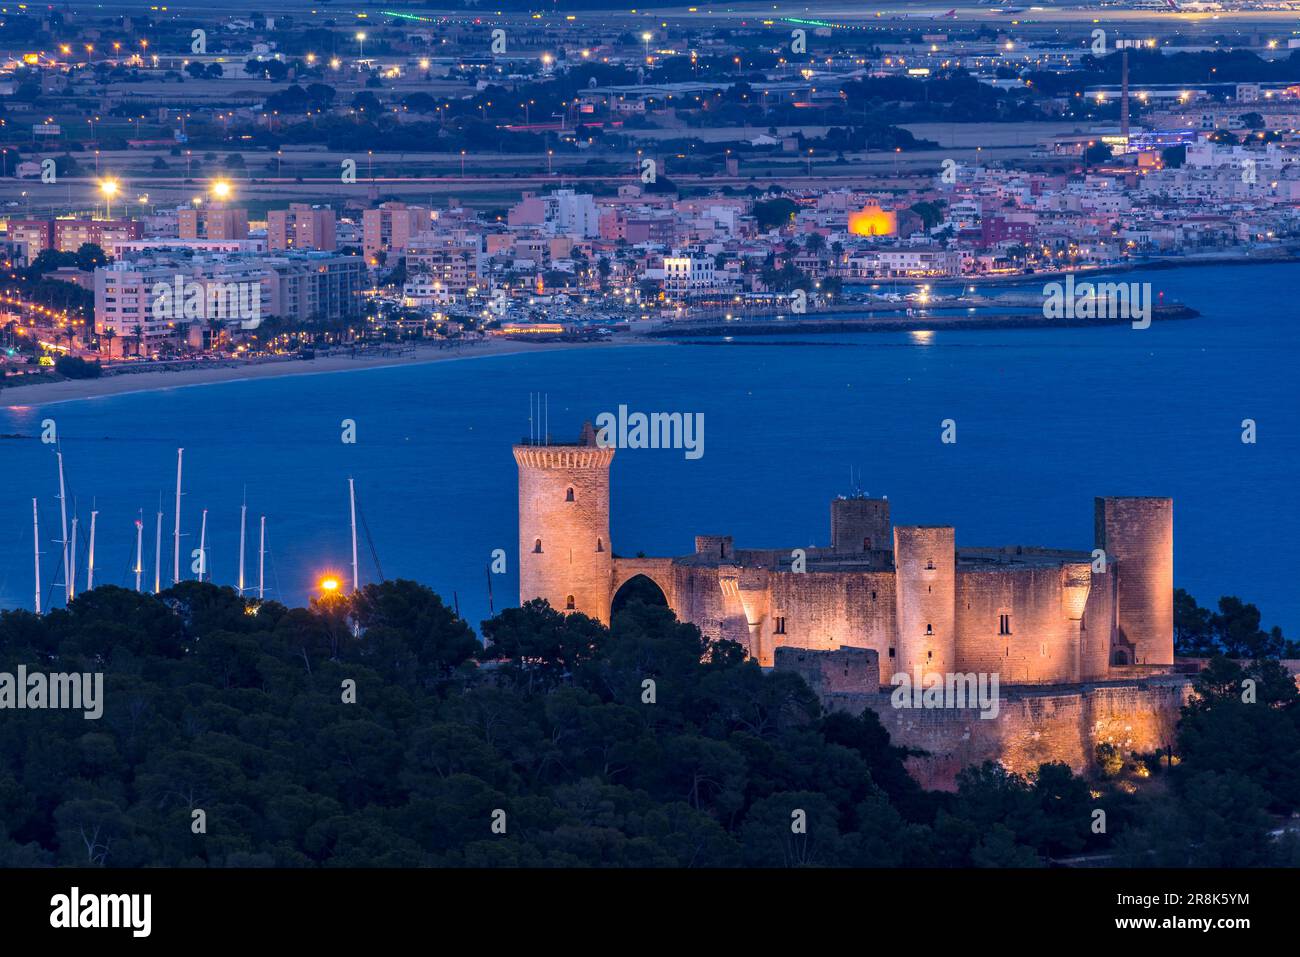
top-left (0, 339), bottom-right (662, 408)
top-left (3, 255), bottom-right (1288, 406)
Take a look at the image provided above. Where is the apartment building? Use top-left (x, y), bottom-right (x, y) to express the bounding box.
top-left (362, 202), bottom-right (430, 263)
top-left (179, 207), bottom-right (249, 240)
top-left (268, 203), bottom-right (338, 251)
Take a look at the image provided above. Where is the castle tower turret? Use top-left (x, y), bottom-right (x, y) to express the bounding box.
top-left (893, 526), bottom-right (956, 678)
top-left (514, 425), bottom-right (615, 623)
top-left (831, 496), bottom-right (891, 552)
top-left (1095, 497), bottom-right (1173, 666)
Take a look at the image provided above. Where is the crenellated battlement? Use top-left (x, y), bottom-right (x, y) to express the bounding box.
top-left (512, 446), bottom-right (616, 470)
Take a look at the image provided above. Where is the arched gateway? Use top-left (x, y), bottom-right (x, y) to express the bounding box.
top-left (610, 558), bottom-right (677, 617)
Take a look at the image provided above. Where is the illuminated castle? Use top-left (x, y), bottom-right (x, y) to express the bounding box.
top-left (514, 424), bottom-right (1188, 787)
top-left (514, 424), bottom-right (1173, 677)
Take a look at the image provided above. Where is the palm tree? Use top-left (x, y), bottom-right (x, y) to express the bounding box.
top-left (131, 324), bottom-right (145, 357)
top-left (102, 327), bottom-right (117, 358)
top-left (206, 317), bottom-right (227, 352)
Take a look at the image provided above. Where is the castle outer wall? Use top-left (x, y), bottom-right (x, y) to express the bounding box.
top-left (775, 644), bottom-right (1193, 790)
top-left (826, 677), bottom-right (1194, 790)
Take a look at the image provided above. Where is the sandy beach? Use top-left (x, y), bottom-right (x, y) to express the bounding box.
top-left (0, 338), bottom-right (661, 408)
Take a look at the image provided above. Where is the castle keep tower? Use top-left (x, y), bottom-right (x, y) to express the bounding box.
top-left (514, 424), bottom-right (615, 623)
top-left (831, 496), bottom-right (891, 553)
top-left (893, 526), bottom-right (956, 677)
top-left (1095, 497), bottom-right (1173, 666)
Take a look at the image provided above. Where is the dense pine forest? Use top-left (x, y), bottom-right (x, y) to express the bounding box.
top-left (0, 581), bottom-right (1297, 867)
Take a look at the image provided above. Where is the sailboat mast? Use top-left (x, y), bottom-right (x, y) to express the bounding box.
top-left (198, 508), bottom-right (208, 582)
top-left (135, 512), bottom-right (144, 593)
top-left (349, 477), bottom-right (359, 593)
top-left (69, 513), bottom-right (78, 599)
top-left (154, 504), bottom-right (163, 593)
top-left (87, 509), bottom-right (98, 591)
top-left (32, 498), bottom-right (41, 615)
top-left (258, 515), bottom-right (266, 599)
top-left (172, 448), bottom-right (183, 584)
top-left (238, 498), bottom-right (247, 597)
top-left (56, 450), bottom-right (69, 602)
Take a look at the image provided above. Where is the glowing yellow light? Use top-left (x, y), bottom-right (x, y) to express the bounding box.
top-left (320, 576), bottom-right (340, 593)
top-left (99, 179), bottom-right (119, 198)
top-left (211, 180), bottom-right (231, 200)
top-left (848, 204), bottom-right (897, 237)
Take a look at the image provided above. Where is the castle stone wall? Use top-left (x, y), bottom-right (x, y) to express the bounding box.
top-left (817, 679), bottom-right (1192, 790)
top-left (671, 563), bottom-right (752, 648)
top-left (1081, 565), bottom-right (1116, 680)
top-left (775, 645), bottom-right (881, 695)
top-left (763, 570), bottom-right (897, 668)
top-left (954, 564), bottom-right (1084, 684)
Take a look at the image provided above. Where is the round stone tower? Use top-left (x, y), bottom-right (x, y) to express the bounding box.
top-left (514, 423), bottom-right (615, 623)
top-left (893, 526), bottom-right (956, 678)
top-left (1094, 496), bottom-right (1173, 666)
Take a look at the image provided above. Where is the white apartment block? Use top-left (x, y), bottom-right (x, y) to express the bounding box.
top-left (94, 258), bottom-right (271, 346)
top-left (662, 253), bottom-right (717, 294)
top-left (95, 251), bottom-right (364, 345)
top-left (846, 248), bottom-right (964, 278)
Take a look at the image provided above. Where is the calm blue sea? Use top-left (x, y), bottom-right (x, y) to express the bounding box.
top-left (2, 263), bottom-right (1297, 635)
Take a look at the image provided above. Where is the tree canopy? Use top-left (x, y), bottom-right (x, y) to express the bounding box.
top-left (0, 582), bottom-right (1295, 867)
